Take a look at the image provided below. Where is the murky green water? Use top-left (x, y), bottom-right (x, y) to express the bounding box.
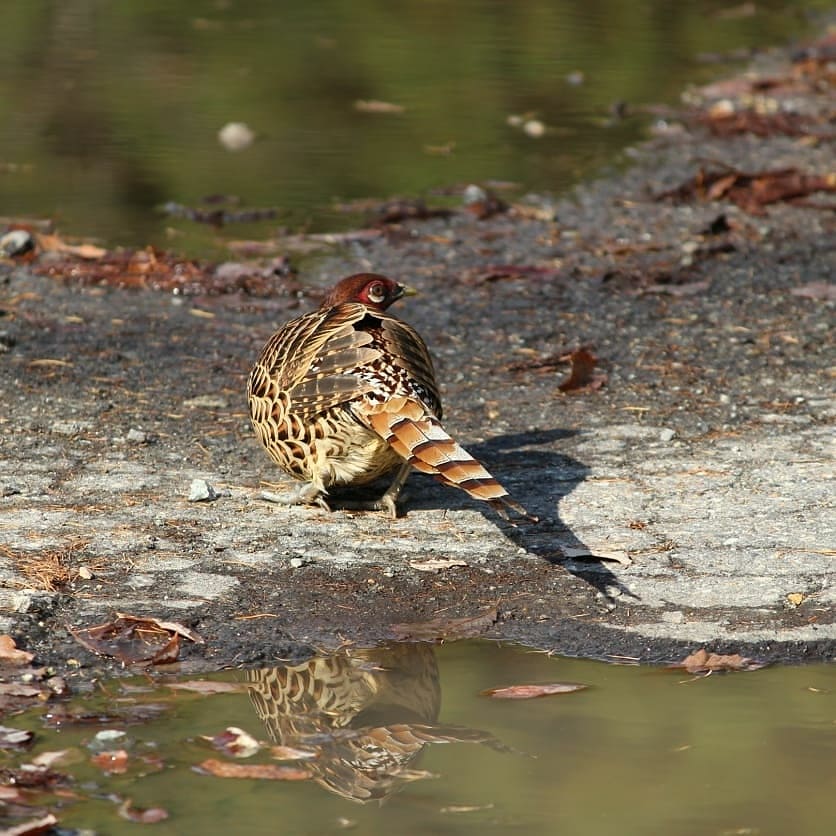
top-left (4, 642), bottom-right (833, 835)
top-left (0, 1), bottom-right (830, 254)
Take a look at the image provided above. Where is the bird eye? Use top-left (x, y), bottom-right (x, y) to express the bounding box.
top-left (366, 282), bottom-right (386, 303)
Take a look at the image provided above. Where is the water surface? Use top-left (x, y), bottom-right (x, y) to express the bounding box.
top-left (7, 641), bottom-right (834, 835)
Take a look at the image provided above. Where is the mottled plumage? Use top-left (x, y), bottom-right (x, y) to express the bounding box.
top-left (245, 643), bottom-right (505, 803)
top-left (247, 272), bottom-right (529, 518)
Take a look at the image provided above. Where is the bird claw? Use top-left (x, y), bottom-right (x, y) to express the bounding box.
top-left (259, 487), bottom-right (332, 512)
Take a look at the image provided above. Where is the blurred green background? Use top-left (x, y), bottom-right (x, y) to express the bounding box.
top-left (0, 0), bottom-right (829, 253)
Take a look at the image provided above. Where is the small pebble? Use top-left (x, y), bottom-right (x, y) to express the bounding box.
top-left (0, 229), bottom-right (35, 257)
top-left (188, 479), bottom-right (218, 502)
top-left (77, 566), bottom-right (94, 580)
top-left (218, 121), bottom-right (255, 151)
top-left (522, 119), bottom-right (545, 137)
top-left (126, 428), bottom-right (148, 444)
top-left (659, 427), bottom-right (676, 442)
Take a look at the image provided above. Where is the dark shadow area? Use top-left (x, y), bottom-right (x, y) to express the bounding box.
top-left (401, 427), bottom-right (636, 601)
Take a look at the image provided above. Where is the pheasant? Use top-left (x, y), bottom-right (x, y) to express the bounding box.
top-left (247, 272), bottom-right (530, 519)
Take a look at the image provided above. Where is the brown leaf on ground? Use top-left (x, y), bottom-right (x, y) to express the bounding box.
top-left (461, 263), bottom-right (562, 285)
top-left (657, 166), bottom-right (836, 215)
top-left (391, 606), bottom-right (498, 641)
top-left (558, 348), bottom-right (606, 393)
top-left (70, 614), bottom-right (203, 666)
top-left (195, 758), bottom-right (311, 781)
top-left (697, 109), bottom-right (824, 139)
top-left (790, 282), bottom-right (836, 301)
top-left (672, 648), bottom-right (767, 674)
top-left (36, 232), bottom-right (106, 259)
top-left (0, 636), bottom-right (35, 665)
top-left (481, 683), bottom-right (588, 699)
top-left (373, 198), bottom-right (453, 226)
top-left (117, 799), bottom-right (169, 823)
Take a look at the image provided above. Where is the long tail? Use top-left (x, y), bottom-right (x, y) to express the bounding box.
top-left (362, 397), bottom-right (532, 520)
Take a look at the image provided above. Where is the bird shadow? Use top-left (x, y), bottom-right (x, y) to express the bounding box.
top-left (400, 427), bottom-right (635, 601)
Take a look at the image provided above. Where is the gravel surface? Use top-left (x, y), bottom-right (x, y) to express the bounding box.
top-left (1, 32), bottom-right (833, 676)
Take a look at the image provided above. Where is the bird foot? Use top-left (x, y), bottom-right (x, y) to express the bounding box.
top-left (330, 494), bottom-right (401, 520)
top-left (258, 487), bottom-right (331, 512)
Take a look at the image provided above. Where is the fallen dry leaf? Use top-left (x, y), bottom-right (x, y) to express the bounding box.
top-left (2, 814), bottom-right (58, 836)
top-left (270, 744), bottom-right (318, 761)
top-left (36, 232), bottom-right (106, 259)
top-left (166, 680), bottom-right (244, 694)
top-left (790, 282), bottom-right (836, 301)
top-left (71, 613), bottom-right (203, 666)
top-left (658, 166), bottom-right (836, 214)
top-left (354, 99), bottom-right (405, 114)
top-left (0, 635), bottom-right (35, 665)
top-left (558, 348), bottom-right (605, 393)
top-left (92, 749), bottom-right (129, 774)
top-left (391, 606), bottom-right (498, 641)
top-left (0, 725), bottom-right (35, 749)
top-left (117, 798), bottom-right (169, 823)
top-left (409, 558), bottom-right (468, 572)
top-left (672, 648), bottom-right (767, 674)
top-left (481, 683), bottom-right (588, 699)
top-left (202, 726), bottom-right (261, 758)
top-left (0, 683), bottom-right (42, 698)
top-left (195, 758), bottom-right (311, 781)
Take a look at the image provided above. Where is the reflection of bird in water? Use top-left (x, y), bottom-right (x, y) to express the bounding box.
top-left (245, 642), bottom-right (505, 803)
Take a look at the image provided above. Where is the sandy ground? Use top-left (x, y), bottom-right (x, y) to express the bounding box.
top-left (1, 34), bottom-right (833, 677)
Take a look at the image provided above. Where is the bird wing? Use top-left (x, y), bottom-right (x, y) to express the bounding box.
top-left (251, 303), bottom-right (381, 423)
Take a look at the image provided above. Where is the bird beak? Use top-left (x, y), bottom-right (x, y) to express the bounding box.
top-left (397, 284), bottom-right (418, 299)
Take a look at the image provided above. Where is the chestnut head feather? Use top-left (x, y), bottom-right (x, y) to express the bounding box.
top-left (320, 273), bottom-right (413, 311)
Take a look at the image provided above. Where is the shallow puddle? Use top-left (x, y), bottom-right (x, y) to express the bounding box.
top-left (2, 641), bottom-right (833, 835)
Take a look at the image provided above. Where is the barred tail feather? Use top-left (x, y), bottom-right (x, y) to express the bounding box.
top-left (364, 401), bottom-right (530, 517)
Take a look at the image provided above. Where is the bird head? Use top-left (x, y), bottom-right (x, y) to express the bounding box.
top-left (320, 273), bottom-right (416, 311)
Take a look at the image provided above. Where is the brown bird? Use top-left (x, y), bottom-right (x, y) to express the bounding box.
top-left (247, 272), bottom-right (529, 519)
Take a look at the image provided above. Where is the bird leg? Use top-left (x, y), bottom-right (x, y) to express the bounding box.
top-left (329, 462), bottom-right (412, 519)
top-left (259, 481), bottom-right (331, 512)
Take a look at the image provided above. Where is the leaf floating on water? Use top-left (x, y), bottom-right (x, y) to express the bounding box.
top-left (270, 744), bottom-right (319, 761)
top-left (0, 635), bottom-right (35, 665)
top-left (166, 680), bottom-right (244, 694)
top-left (2, 813), bottom-right (58, 836)
top-left (70, 613), bottom-right (203, 666)
top-left (671, 648), bottom-right (767, 674)
top-left (481, 683), bottom-right (588, 699)
top-left (195, 758), bottom-right (311, 781)
top-left (92, 749), bottom-right (129, 774)
top-left (202, 727), bottom-right (261, 759)
top-left (0, 725), bottom-right (35, 749)
top-left (391, 606), bottom-right (498, 641)
top-left (117, 798), bottom-right (169, 824)
top-left (354, 99), bottom-right (405, 114)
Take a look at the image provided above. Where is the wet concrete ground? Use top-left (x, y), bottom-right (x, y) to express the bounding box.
top-left (1, 37), bottom-right (833, 676)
